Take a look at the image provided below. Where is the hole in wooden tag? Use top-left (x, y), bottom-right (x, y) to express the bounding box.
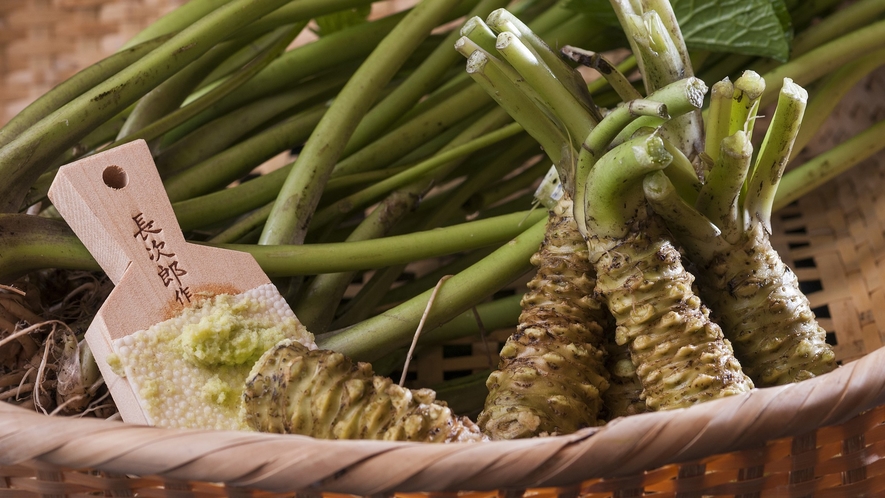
top-left (102, 165), bottom-right (128, 190)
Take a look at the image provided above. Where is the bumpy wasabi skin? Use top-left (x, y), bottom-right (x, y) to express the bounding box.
top-left (589, 210), bottom-right (754, 410)
top-left (479, 200), bottom-right (611, 438)
top-left (700, 223), bottom-right (836, 386)
top-left (242, 340), bottom-right (486, 442)
top-left (602, 341), bottom-right (646, 419)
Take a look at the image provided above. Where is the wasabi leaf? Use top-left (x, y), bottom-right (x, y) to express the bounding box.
top-left (565, 0), bottom-right (791, 61)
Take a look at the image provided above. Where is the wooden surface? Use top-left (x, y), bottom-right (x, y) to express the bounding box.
top-left (46, 140), bottom-right (271, 425)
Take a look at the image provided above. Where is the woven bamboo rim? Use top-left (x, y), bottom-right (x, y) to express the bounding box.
top-left (1, 345), bottom-right (884, 495)
top-left (3, 1), bottom-right (885, 496)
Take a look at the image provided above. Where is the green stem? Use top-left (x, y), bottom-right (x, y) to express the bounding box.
top-left (775, 117), bottom-right (885, 211)
top-left (573, 98), bottom-right (668, 235)
top-left (229, 0), bottom-right (378, 42)
top-left (728, 70), bottom-right (765, 138)
top-left (612, 2), bottom-right (690, 93)
top-left (643, 171), bottom-right (727, 262)
top-left (464, 157), bottom-right (550, 213)
top-left (173, 163), bottom-right (294, 233)
top-left (494, 31), bottom-right (596, 143)
top-left (312, 109), bottom-right (513, 323)
top-left (486, 8), bottom-right (600, 121)
top-left (588, 55), bottom-right (637, 95)
top-left (261, 0), bottom-right (462, 246)
top-left (0, 0), bottom-right (295, 213)
top-left (209, 203), bottom-right (274, 244)
top-left (343, 0), bottom-right (511, 156)
top-left (0, 34), bottom-right (173, 150)
top-left (119, 27), bottom-right (296, 146)
top-left (331, 265), bottom-right (406, 329)
top-left (613, 77), bottom-right (708, 147)
top-left (331, 84), bottom-right (491, 177)
top-left (108, 26), bottom-right (301, 151)
top-left (561, 46), bottom-right (642, 101)
top-left (791, 0), bottom-right (885, 58)
top-left (583, 134), bottom-right (673, 238)
top-left (311, 122), bottom-right (522, 229)
top-left (180, 11), bottom-right (408, 138)
top-left (121, 0), bottom-right (232, 50)
top-left (791, 48), bottom-right (885, 160)
top-left (704, 78), bottom-right (734, 164)
top-left (0, 215), bottom-right (100, 282)
top-left (294, 191), bottom-right (415, 333)
top-left (381, 247), bottom-right (497, 305)
top-left (371, 293), bottom-right (522, 376)
top-left (759, 18), bottom-right (885, 109)
top-left (745, 79), bottom-right (807, 231)
top-left (695, 131), bottom-right (753, 242)
top-left (462, 50), bottom-right (568, 166)
top-left (247, 210), bottom-right (545, 276)
top-left (576, 78), bottom-right (706, 235)
top-left (164, 105), bottom-right (327, 202)
top-left (659, 138), bottom-right (702, 206)
top-left (424, 134), bottom-right (536, 219)
top-left (461, 16), bottom-right (500, 53)
top-left (156, 77), bottom-right (343, 177)
top-left (318, 216), bottom-right (546, 361)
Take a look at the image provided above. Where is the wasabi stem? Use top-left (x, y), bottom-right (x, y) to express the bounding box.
top-left (0, 34), bottom-right (174, 150)
top-left (574, 77), bottom-right (706, 237)
top-left (776, 117), bottom-right (885, 211)
top-left (643, 171), bottom-right (727, 263)
top-left (294, 191), bottom-right (415, 334)
top-left (319, 217), bottom-right (546, 362)
top-left (486, 8), bottom-right (601, 121)
top-left (745, 78), bottom-right (808, 233)
top-left (462, 50), bottom-right (568, 167)
top-left (261, 0), bottom-right (461, 246)
top-left (343, 0), bottom-right (511, 155)
top-left (494, 31), bottom-right (596, 144)
top-left (479, 199), bottom-right (610, 439)
top-left (120, 0), bottom-right (230, 50)
top-left (331, 84), bottom-right (492, 177)
top-left (560, 46), bottom-right (643, 102)
top-left (109, 25), bottom-right (303, 152)
top-left (790, 48), bottom-right (885, 160)
top-left (572, 98), bottom-right (668, 237)
top-left (704, 79), bottom-right (734, 165)
top-left (311, 121), bottom-right (522, 230)
top-left (696, 131), bottom-right (754, 243)
top-left (163, 105), bottom-right (327, 202)
top-left (610, 1), bottom-right (703, 167)
top-left (728, 71), bottom-right (765, 139)
top-left (155, 77), bottom-right (343, 177)
top-left (759, 18), bottom-right (885, 110)
top-left (461, 16), bottom-right (500, 54)
top-left (612, 77), bottom-right (708, 149)
top-left (790, 0), bottom-right (885, 58)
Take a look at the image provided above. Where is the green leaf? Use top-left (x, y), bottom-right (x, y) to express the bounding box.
top-left (769, 0), bottom-right (795, 43)
top-left (313, 6), bottom-right (372, 37)
top-left (674, 0), bottom-right (790, 61)
top-left (565, 0), bottom-right (791, 61)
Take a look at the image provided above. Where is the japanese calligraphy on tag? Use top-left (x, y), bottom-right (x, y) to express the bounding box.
top-left (133, 212), bottom-right (191, 304)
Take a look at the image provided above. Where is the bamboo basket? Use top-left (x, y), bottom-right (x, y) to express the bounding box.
top-left (3, 1), bottom-right (885, 497)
